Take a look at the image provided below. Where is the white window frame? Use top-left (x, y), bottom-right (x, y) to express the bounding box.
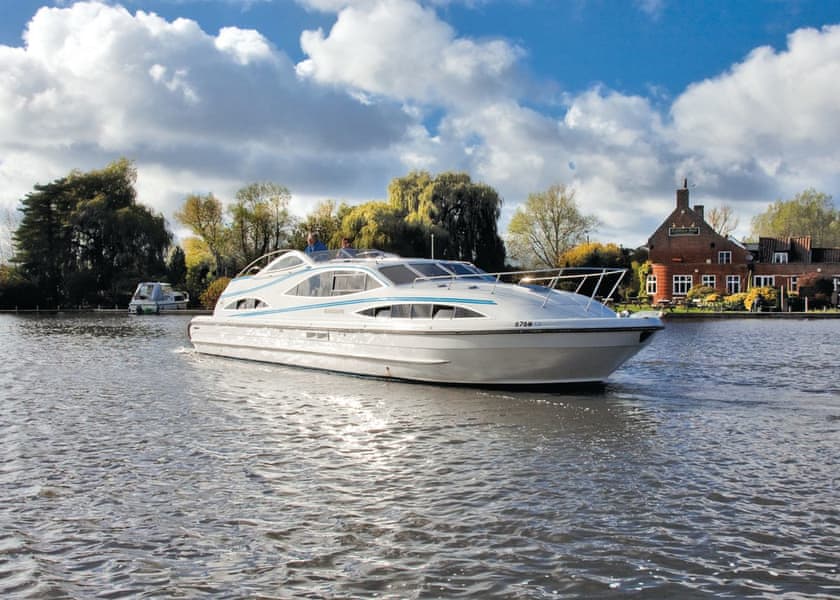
top-left (673, 274), bottom-right (693, 296)
top-left (790, 276), bottom-right (798, 292)
top-left (726, 275), bottom-right (741, 294)
top-left (753, 275), bottom-right (775, 287)
top-left (646, 274), bottom-right (657, 295)
top-left (772, 252), bottom-right (788, 264)
top-left (701, 274), bottom-right (716, 288)
top-left (718, 251), bottom-right (732, 264)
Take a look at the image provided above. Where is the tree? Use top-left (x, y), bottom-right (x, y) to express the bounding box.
top-left (13, 158), bottom-right (171, 305)
top-left (176, 183), bottom-right (294, 274)
top-left (706, 205), bottom-right (739, 237)
top-left (507, 184), bottom-right (600, 269)
top-left (389, 170), bottom-right (434, 225)
top-left (167, 246), bottom-right (187, 289)
top-left (290, 200), bottom-right (347, 250)
top-left (558, 241), bottom-right (624, 268)
top-left (387, 171), bottom-right (506, 270)
top-left (175, 193), bottom-right (228, 275)
top-left (339, 201), bottom-right (426, 256)
top-left (750, 189), bottom-right (840, 246)
top-left (229, 182), bottom-right (293, 267)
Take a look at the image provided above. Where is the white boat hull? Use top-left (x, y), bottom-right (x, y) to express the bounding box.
top-left (188, 317), bottom-right (659, 385)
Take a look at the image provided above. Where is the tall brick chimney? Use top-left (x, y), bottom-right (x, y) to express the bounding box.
top-left (676, 178), bottom-right (689, 210)
top-left (694, 205), bottom-right (704, 221)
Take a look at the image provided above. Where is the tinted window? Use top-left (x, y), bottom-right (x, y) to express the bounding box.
top-left (409, 262), bottom-right (450, 278)
top-left (358, 304), bottom-right (485, 319)
top-left (378, 265), bottom-right (418, 285)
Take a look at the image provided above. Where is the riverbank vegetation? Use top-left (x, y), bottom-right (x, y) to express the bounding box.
top-left (2, 158), bottom-right (837, 311)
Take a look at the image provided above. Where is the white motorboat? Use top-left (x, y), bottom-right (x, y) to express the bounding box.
top-left (129, 282), bottom-right (189, 314)
top-left (187, 249), bottom-right (663, 385)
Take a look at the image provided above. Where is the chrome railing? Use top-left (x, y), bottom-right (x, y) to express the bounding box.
top-left (413, 267), bottom-right (627, 309)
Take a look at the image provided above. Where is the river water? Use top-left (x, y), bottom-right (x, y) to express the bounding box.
top-left (0, 313), bottom-right (838, 599)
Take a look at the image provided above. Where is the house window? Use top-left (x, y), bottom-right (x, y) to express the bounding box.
top-left (646, 275), bottom-right (657, 295)
top-left (718, 251), bottom-right (732, 264)
top-left (726, 275), bottom-right (741, 294)
top-left (701, 274), bottom-right (716, 288)
top-left (754, 275), bottom-right (775, 287)
top-left (772, 252), bottom-right (788, 264)
top-left (673, 274), bottom-right (692, 296)
top-left (790, 276), bottom-right (798, 292)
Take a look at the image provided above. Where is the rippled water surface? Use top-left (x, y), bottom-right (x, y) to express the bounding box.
top-left (1, 313), bottom-right (838, 598)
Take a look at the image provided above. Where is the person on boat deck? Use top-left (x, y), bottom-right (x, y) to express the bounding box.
top-left (305, 232), bottom-right (327, 254)
top-left (337, 237), bottom-right (356, 258)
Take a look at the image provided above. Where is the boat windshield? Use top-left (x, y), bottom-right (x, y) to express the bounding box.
top-left (133, 283), bottom-right (156, 300)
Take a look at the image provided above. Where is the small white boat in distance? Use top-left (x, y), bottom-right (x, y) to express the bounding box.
top-left (188, 249), bottom-right (663, 385)
top-left (129, 282), bottom-right (189, 314)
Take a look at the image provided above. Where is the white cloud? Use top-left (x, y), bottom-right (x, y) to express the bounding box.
top-left (2, 0), bottom-right (840, 252)
top-left (0, 0), bottom-right (412, 233)
top-left (295, 0), bottom-right (523, 106)
top-left (671, 25), bottom-right (840, 188)
top-left (215, 26), bottom-right (276, 65)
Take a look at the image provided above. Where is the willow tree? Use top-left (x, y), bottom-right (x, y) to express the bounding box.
top-left (339, 201), bottom-right (425, 256)
top-left (387, 171), bottom-right (506, 270)
top-left (507, 184), bottom-right (600, 269)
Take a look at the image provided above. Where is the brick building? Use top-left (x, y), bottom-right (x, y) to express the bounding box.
top-left (646, 181), bottom-right (840, 305)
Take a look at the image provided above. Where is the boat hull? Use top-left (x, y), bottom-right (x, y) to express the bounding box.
top-left (188, 317), bottom-right (660, 385)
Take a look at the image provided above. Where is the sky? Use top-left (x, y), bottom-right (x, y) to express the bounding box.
top-left (1, 0), bottom-right (840, 250)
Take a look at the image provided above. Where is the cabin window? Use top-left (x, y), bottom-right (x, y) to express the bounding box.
top-left (332, 272), bottom-right (381, 295)
top-left (358, 304), bottom-right (485, 319)
top-left (672, 274), bottom-right (692, 296)
top-left (772, 252), bottom-right (788, 264)
top-left (718, 251), bottom-right (732, 264)
top-left (225, 298), bottom-right (268, 310)
top-left (645, 275), bottom-right (657, 295)
top-left (701, 274), bottom-right (716, 288)
top-left (287, 270), bottom-right (381, 297)
top-left (378, 264), bottom-right (419, 285)
top-left (726, 275), bottom-right (741, 294)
